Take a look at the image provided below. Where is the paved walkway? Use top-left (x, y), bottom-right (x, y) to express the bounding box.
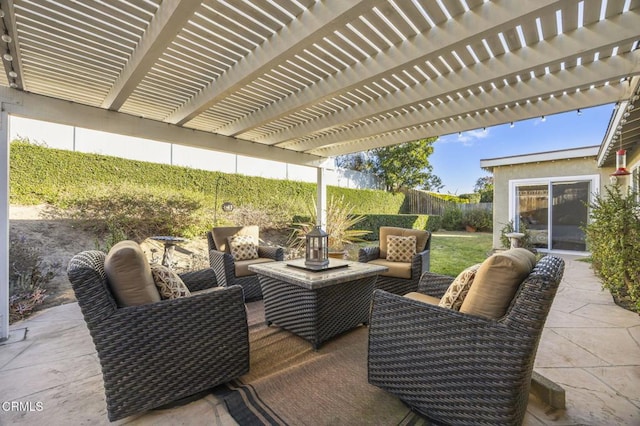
top-left (1, 256), bottom-right (639, 425)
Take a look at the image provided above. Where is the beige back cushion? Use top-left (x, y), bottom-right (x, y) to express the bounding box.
top-left (379, 227), bottom-right (429, 259)
top-left (459, 248), bottom-right (536, 319)
top-left (104, 240), bottom-right (161, 307)
top-left (211, 226), bottom-right (259, 253)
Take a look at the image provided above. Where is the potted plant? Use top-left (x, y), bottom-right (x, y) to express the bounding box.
top-left (289, 195), bottom-right (371, 259)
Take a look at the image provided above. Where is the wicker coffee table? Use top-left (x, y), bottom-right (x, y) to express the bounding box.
top-left (249, 259), bottom-right (387, 349)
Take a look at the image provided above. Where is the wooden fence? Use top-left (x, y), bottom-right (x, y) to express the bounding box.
top-left (402, 189), bottom-right (492, 215)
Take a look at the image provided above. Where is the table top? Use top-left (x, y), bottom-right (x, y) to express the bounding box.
top-left (249, 259), bottom-right (388, 290)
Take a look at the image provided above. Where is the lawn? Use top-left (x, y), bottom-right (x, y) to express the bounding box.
top-left (429, 231), bottom-right (494, 277)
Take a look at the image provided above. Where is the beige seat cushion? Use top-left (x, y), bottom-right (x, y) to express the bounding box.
top-left (150, 264), bottom-right (191, 299)
top-left (379, 227), bottom-right (429, 259)
top-left (104, 240), bottom-right (161, 306)
top-left (235, 257), bottom-right (275, 277)
top-left (404, 292), bottom-right (440, 305)
top-left (386, 235), bottom-right (417, 262)
top-left (369, 258), bottom-right (412, 279)
top-left (439, 263), bottom-right (482, 310)
top-left (459, 248), bottom-right (536, 319)
top-left (211, 226), bottom-right (260, 253)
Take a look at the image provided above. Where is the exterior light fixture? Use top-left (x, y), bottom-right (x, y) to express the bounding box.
top-left (510, 122), bottom-right (514, 128)
top-left (1, 34), bottom-right (11, 43)
top-left (3, 52), bottom-right (13, 61)
top-left (305, 226), bottom-right (329, 269)
top-left (221, 201), bottom-right (234, 212)
top-left (541, 115), bottom-right (546, 122)
top-left (577, 109), bottom-right (582, 115)
top-left (8, 70), bottom-right (16, 78)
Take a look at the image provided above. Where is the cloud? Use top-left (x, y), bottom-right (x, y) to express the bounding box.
top-left (437, 128), bottom-right (491, 146)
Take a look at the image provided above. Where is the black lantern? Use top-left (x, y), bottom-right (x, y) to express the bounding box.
top-left (305, 226), bottom-right (329, 269)
top-left (221, 201), bottom-right (235, 212)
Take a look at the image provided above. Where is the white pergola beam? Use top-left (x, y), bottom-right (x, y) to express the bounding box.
top-left (268, 11), bottom-right (640, 148)
top-left (101, 0), bottom-right (201, 110)
top-left (315, 83), bottom-right (632, 156)
top-left (293, 51), bottom-right (640, 152)
top-left (217, 0), bottom-right (562, 137)
top-left (0, 87), bottom-right (330, 168)
top-left (165, 0), bottom-right (384, 126)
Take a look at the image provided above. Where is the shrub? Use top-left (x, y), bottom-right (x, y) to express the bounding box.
top-left (462, 209), bottom-right (492, 231)
top-left (289, 195), bottom-right (371, 252)
top-left (52, 183), bottom-right (213, 241)
top-left (585, 185), bottom-right (640, 311)
top-left (441, 207), bottom-right (463, 230)
top-left (9, 233), bottom-right (57, 322)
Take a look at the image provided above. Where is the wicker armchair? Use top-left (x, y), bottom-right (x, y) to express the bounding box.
top-left (67, 250), bottom-right (250, 422)
top-left (207, 226), bottom-right (284, 302)
top-left (358, 226), bottom-right (431, 296)
top-left (368, 255), bottom-right (565, 425)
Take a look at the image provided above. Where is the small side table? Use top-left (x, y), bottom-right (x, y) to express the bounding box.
top-left (151, 236), bottom-right (188, 268)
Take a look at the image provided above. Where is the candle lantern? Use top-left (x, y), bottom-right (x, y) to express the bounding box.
top-left (305, 226), bottom-right (329, 268)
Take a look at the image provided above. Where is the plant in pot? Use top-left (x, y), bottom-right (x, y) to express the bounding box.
top-left (289, 195), bottom-right (371, 259)
top-left (462, 209), bottom-right (490, 232)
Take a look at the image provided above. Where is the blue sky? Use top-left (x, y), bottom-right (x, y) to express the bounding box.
top-left (430, 103), bottom-right (615, 195)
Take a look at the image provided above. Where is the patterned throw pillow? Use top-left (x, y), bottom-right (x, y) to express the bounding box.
top-left (228, 235), bottom-right (259, 261)
top-left (386, 235), bottom-right (416, 263)
top-left (150, 264), bottom-right (191, 299)
top-left (438, 263), bottom-right (481, 310)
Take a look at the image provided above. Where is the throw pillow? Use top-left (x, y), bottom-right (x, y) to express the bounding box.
top-left (438, 263), bottom-right (481, 310)
top-left (459, 249), bottom-right (535, 319)
top-left (228, 235), bottom-right (259, 261)
top-left (150, 264), bottom-right (191, 299)
top-left (104, 240), bottom-right (161, 307)
top-left (386, 235), bottom-right (416, 263)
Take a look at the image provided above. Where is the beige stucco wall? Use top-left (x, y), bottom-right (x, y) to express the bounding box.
top-left (491, 156), bottom-right (615, 250)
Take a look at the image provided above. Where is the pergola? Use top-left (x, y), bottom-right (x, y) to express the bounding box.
top-left (1, 0), bottom-right (639, 339)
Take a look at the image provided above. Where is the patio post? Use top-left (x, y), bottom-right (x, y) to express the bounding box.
top-left (0, 109), bottom-right (9, 341)
top-left (316, 167), bottom-right (327, 229)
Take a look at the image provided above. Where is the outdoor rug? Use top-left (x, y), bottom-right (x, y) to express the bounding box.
top-left (213, 301), bottom-right (430, 425)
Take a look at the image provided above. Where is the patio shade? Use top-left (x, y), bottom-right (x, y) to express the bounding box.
top-left (0, 0), bottom-right (639, 164)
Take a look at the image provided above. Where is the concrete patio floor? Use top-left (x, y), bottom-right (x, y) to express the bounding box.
top-left (1, 255), bottom-right (639, 425)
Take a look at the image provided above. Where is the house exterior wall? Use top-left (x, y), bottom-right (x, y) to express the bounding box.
top-left (491, 157), bottom-right (612, 250)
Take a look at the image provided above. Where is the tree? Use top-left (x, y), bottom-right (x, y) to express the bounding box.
top-left (334, 152), bottom-right (369, 172)
top-left (474, 175), bottom-right (494, 202)
top-left (368, 138), bottom-right (439, 192)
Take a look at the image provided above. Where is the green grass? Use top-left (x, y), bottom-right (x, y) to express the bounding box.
top-left (430, 231), bottom-right (494, 277)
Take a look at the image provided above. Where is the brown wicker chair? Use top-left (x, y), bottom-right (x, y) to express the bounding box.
top-left (368, 255), bottom-right (565, 425)
top-left (358, 226), bottom-right (431, 296)
top-left (67, 250), bottom-right (250, 422)
top-left (207, 226), bottom-right (284, 302)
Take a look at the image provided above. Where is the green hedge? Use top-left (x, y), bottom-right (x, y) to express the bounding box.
top-left (9, 141), bottom-right (404, 225)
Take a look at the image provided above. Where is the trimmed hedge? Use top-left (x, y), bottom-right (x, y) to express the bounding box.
top-left (9, 141), bottom-right (404, 223)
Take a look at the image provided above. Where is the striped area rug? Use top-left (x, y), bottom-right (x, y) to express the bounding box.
top-left (213, 301), bottom-right (430, 425)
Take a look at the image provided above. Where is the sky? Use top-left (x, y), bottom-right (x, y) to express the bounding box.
top-left (10, 103), bottom-right (616, 195)
top-left (430, 103), bottom-right (615, 194)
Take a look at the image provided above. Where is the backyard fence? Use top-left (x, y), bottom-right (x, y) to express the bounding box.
top-left (402, 189), bottom-right (493, 216)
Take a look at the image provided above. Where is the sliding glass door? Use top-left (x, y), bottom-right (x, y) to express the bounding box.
top-left (512, 177), bottom-right (597, 252)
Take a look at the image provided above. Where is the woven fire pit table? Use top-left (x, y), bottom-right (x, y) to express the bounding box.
top-left (249, 259), bottom-right (387, 349)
